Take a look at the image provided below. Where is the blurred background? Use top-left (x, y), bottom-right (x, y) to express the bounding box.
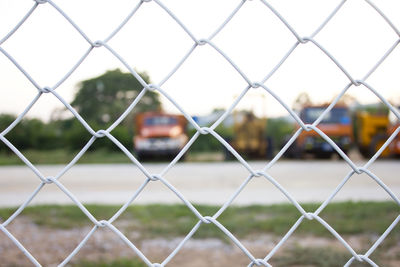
top-left (1, 0), bottom-right (400, 266)
top-left (0, 0), bottom-right (399, 164)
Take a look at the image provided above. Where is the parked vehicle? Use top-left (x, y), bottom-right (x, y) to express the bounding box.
top-left (354, 107), bottom-right (400, 158)
top-left (388, 122), bottom-right (400, 157)
top-left (224, 111), bottom-right (273, 160)
top-left (133, 112), bottom-right (188, 160)
top-left (286, 105), bottom-right (352, 158)
top-left (354, 111), bottom-right (390, 158)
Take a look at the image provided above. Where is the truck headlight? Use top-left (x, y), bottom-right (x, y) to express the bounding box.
top-left (168, 138), bottom-right (182, 148)
top-left (171, 135), bottom-right (188, 148)
top-left (341, 136), bottom-right (351, 145)
top-left (135, 139), bottom-right (150, 150)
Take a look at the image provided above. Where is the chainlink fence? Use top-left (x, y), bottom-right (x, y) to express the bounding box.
top-left (1, 0), bottom-right (400, 266)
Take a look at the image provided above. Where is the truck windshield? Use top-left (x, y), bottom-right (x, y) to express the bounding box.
top-left (303, 107), bottom-right (350, 124)
top-left (144, 116), bottom-right (178, 126)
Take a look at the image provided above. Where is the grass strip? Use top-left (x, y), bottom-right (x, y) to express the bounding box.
top-left (0, 149), bottom-right (131, 165)
top-left (0, 201), bottom-right (398, 239)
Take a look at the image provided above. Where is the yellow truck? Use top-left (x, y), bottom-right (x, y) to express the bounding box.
top-left (224, 112), bottom-right (273, 160)
top-left (354, 109), bottom-right (400, 158)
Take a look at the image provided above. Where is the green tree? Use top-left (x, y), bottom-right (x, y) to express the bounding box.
top-left (71, 69), bottom-right (161, 125)
top-left (0, 114), bottom-right (59, 151)
top-left (265, 117), bottom-right (295, 149)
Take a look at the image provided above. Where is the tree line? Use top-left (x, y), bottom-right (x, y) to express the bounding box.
top-left (0, 69), bottom-right (161, 153)
top-left (0, 68), bottom-right (297, 154)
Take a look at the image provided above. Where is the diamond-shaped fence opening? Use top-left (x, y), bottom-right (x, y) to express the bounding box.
top-left (1, 0), bottom-right (400, 266)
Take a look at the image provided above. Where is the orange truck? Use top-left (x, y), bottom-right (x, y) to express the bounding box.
top-left (133, 112), bottom-right (188, 160)
top-left (388, 123), bottom-right (400, 157)
top-left (388, 108), bottom-right (400, 157)
top-left (286, 105), bottom-right (353, 158)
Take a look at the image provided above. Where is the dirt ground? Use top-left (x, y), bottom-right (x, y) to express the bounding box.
top-left (1, 217), bottom-right (399, 267)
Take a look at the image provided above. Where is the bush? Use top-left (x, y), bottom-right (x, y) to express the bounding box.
top-left (0, 114), bottom-right (134, 153)
top-left (187, 125), bottom-right (234, 152)
top-left (0, 115), bottom-right (60, 152)
top-left (265, 117), bottom-right (295, 149)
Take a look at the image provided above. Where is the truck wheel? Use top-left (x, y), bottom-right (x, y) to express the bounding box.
top-left (177, 152), bottom-right (186, 162)
top-left (136, 151), bottom-right (146, 161)
top-left (282, 136), bottom-right (294, 158)
top-left (223, 146), bottom-right (234, 161)
top-left (266, 137), bottom-right (274, 159)
top-left (284, 142), bottom-right (298, 159)
top-left (337, 149), bottom-right (348, 160)
top-left (358, 147), bottom-right (371, 159)
top-left (316, 152), bottom-right (333, 159)
top-left (369, 134), bottom-right (390, 158)
top-left (223, 138), bottom-right (234, 161)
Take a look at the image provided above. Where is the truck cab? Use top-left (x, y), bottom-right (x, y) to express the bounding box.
top-left (289, 105), bottom-right (352, 158)
top-left (133, 112), bottom-right (188, 160)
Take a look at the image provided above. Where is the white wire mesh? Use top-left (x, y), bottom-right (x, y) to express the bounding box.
top-left (1, 0), bottom-right (400, 266)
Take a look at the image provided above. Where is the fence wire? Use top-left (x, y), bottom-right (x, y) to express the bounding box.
top-left (1, 0), bottom-right (400, 266)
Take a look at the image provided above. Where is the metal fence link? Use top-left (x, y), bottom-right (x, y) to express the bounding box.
top-left (1, 0), bottom-right (400, 266)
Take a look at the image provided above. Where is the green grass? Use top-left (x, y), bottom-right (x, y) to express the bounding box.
top-left (0, 202), bottom-right (398, 240)
top-left (0, 149), bottom-right (132, 165)
top-left (1, 202), bottom-right (397, 266)
top-left (271, 246), bottom-right (376, 267)
top-left (0, 150), bottom-right (224, 165)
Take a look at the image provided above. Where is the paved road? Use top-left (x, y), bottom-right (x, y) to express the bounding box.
top-left (0, 160), bottom-right (399, 207)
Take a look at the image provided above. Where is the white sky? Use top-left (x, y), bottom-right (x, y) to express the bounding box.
top-left (0, 0), bottom-right (399, 122)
